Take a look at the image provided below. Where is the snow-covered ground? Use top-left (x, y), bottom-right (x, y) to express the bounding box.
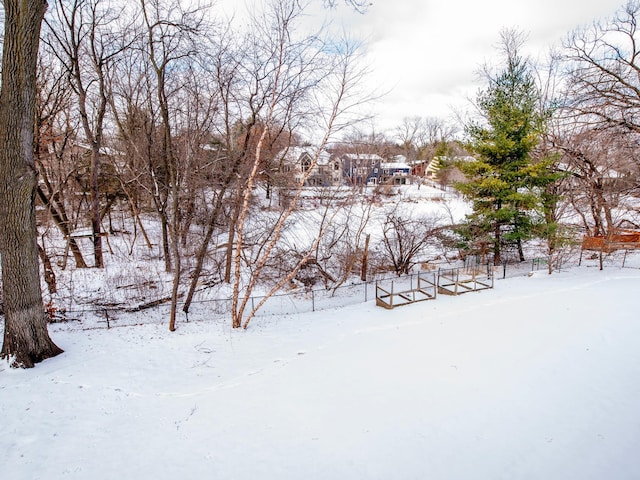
top-left (2, 265), bottom-right (640, 479)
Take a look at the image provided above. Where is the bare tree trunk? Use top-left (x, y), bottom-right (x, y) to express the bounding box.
top-left (225, 199), bottom-right (241, 284)
top-left (38, 243), bottom-right (58, 295)
top-left (493, 223), bottom-right (502, 265)
top-left (168, 196), bottom-right (181, 331)
top-left (517, 238), bottom-right (525, 262)
top-left (361, 233), bottom-right (370, 281)
top-left (46, 0), bottom-right (118, 269)
top-left (160, 208), bottom-right (171, 271)
top-left (0, 0), bottom-right (63, 368)
top-left (180, 191), bottom-right (196, 248)
top-left (140, 0), bottom-right (207, 330)
top-left (182, 202), bottom-right (222, 313)
top-left (90, 147), bottom-right (104, 267)
top-left (183, 186), bottom-right (230, 314)
top-left (36, 185), bottom-right (88, 268)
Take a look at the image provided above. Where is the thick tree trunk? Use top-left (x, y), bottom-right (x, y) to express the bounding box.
top-left (0, 0), bottom-right (63, 367)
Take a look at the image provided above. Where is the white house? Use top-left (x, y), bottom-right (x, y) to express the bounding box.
top-left (278, 146), bottom-right (340, 186)
top-left (377, 160), bottom-right (412, 185)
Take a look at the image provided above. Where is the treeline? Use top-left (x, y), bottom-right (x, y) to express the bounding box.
top-left (3, 1), bottom-right (640, 340)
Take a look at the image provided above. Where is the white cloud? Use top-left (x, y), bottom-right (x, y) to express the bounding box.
top-left (316, 0), bottom-right (625, 132)
top-left (216, 0), bottom-right (625, 134)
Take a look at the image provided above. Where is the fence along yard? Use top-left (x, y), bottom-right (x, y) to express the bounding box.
top-left (581, 229), bottom-right (640, 254)
top-left (36, 251), bottom-right (640, 330)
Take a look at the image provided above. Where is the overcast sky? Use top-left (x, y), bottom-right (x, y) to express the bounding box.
top-left (221, 0), bottom-right (626, 135)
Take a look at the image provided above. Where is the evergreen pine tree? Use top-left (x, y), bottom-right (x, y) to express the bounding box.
top-left (457, 31), bottom-right (550, 264)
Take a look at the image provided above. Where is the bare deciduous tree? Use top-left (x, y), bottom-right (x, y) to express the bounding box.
top-left (395, 116), bottom-right (457, 162)
top-left (34, 49), bottom-right (89, 268)
top-left (381, 209), bottom-right (444, 275)
top-left (229, 0), bottom-right (373, 329)
top-left (138, 0), bottom-right (211, 330)
top-left (45, 0), bottom-right (133, 268)
top-left (0, 0), bottom-right (63, 368)
top-left (553, 126), bottom-right (637, 236)
top-left (557, 1), bottom-right (640, 239)
top-left (564, 1), bottom-right (640, 141)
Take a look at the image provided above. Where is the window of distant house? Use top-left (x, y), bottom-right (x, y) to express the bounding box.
top-left (283, 165), bottom-right (291, 173)
top-left (302, 159), bottom-right (311, 172)
top-left (333, 162), bottom-right (340, 171)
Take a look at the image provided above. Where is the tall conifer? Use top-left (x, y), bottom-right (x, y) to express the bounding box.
top-left (457, 31), bottom-right (550, 264)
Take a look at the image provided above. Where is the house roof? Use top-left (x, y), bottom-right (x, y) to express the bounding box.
top-left (279, 146), bottom-right (332, 166)
top-left (76, 142), bottom-right (125, 156)
top-left (381, 162), bottom-right (411, 170)
top-left (341, 153), bottom-right (384, 161)
top-left (557, 162), bottom-right (627, 179)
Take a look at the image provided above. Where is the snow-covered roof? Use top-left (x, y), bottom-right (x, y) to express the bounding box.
top-left (76, 142), bottom-right (125, 156)
top-left (279, 146), bottom-right (332, 166)
top-left (381, 162), bottom-right (411, 170)
top-left (556, 162), bottom-right (628, 178)
top-left (342, 153), bottom-right (383, 161)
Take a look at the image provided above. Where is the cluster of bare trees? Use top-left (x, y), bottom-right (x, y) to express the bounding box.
top-left (1, 0), bottom-right (379, 365)
top-left (33, 0), bottom-right (377, 330)
top-left (549, 1), bottom-right (640, 237)
top-left (27, 0), bottom-right (456, 334)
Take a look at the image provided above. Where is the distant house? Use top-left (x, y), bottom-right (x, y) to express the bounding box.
top-left (74, 142), bottom-right (126, 160)
top-left (411, 157), bottom-right (441, 180)
top-left (341, 153), bottom-right (383, 186)
top-left (279, 146), bottom-right (340, 187)
top-left (68, 142), bottom-right (127, 174)
top-left (412, 155), bottom-right (476, 182)
top-left (377, 160), bottom-right (411, 185)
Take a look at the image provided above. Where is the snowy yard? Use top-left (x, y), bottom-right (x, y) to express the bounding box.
top-left (2, 266), bottom-right (640, 479)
